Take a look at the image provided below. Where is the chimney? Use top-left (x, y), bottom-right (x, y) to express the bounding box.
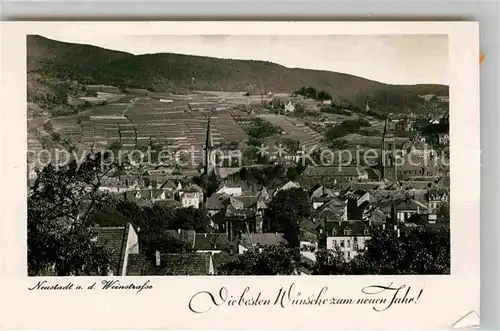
top-left (155, 251), bottom-right (161, 267)
top-left (391, 204), bottom-right (397, 223)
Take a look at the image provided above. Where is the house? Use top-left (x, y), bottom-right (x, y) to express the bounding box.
top-left (178, 184), bottom-right (203, 209)
top-left (206, 191), bottom-right (268, 234)
top-left (216, 185), bottom-right (242, 197)
top-left (151, 189), bottom-right (175, 202)
top-left (426, 189), bottom-right (449, 221)
top-left (160, 179), bottom-right (181, 191)
top-left (325, 221), bottom-right (372, 260)
top-left (344, 190), bottom-right (375, 221)
top-left (299, 218), bottom-right (326, 245)
top-left (165, 229), bottom-right (231, 254)
top-left (322, 100), bottom-right (332, 105)
top-left (310, 185), bottom-right (336, 209)
top-left (90, 223), bottom-right (139, 276)
top-left (418, 94), bottom-right (436, 102)
top-left (396, 118), bottom-right (414, 132)
top-left (193, 233), bottom-right (231, 254)
top-left (314, 196), bottom-right (348, 223)
top-left (384, 199), bottom-right (429, 222)
top-left (206, 193), bottom-right (228, 216)
top-left (438, 133), bottom-right (450, 146)
top-left (238, 233), bottom-right (288, 254)
top-left (275, 181), bottom-right (301, 194)
top-left (180, 192), bottom-right (201, 208)
top-left (300, 241), bottom-right (318, 263)
top-left (154, 199), bottom-right (182, 209)
top-left (301, 166), bottom-right (369, 185)
top-left (284, 100), bottom-right (295, 113)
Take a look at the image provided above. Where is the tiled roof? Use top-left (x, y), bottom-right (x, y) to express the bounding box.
top-left (165, 229), bottom-right (196, 247)
top-left (206, 194), bottom-right (227, 210)
top-left (318, 197), bottom-right (347, 211)
top-left (225, 205), bottom-right (256, 218)
top-left (194, 233), bottom-right (230, 251)
top-left (234, 196), bottom-right (259, 208)
top-left (154, 199), bottom-right (182, 208)
top-left (277, 181), bottom-right (301, 191)
top-left (90, 224), bottom-right (131, 275)
top-left (310, 185), bottom-right (335, 199)
top-left (160, 253), bottom-right (213, 275)
top-left (401, 181), bottom-right (433, 190)
top-left (316, 206), bottom-right (344, 220)
top-left (302, 165), bottom-right (367, 177)
top-left (326, 221), bottom-right (372, 237)
top-left (160, 180), bottom-right (177, 190)
top-left (300, 218), bottom-right (325, 234)
top-left (126, 254), bottom-right (155, 276)
top-left (395, 199), bottom-right (428, 212)
top-left (240, 233), bottom-right (288, 248)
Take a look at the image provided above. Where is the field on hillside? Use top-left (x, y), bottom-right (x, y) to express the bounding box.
top-left (27, 90), bottom-right (329, 169)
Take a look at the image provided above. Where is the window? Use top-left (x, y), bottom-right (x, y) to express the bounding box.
top-left (332, 240), bottom-right (337, 247)
top-left (353, 237), bottom-right (358, 242)
top-left (347, 251), bottom-right (351, 259)
top-left (364, 229), bottom-right (370, 235)
top-left (332, 229), bottom-right (337, 235)
top-left (344, 229), bottom-right (352, 236)
top-left (347, 240), bottom-right (351, 248)
top-left (340, 240), bottom-right (345, 248)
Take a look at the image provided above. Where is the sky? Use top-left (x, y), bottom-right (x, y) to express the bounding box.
top-left (39, 34), bottom-right (449, 85)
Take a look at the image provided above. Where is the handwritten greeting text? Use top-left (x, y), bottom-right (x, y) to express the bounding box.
top-left (188, 283), bottom-right (423, 313)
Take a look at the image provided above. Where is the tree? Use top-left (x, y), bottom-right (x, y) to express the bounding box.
top-left (217, 245), bottom-right (296, 275)
top-left (305, 86), bottom-right (317, 99)
top-left (265, 187), bottom-right (310, 248)
top-left (286, 167), bottom-right (299, 181)
top-left (437, 203), bottom-right (450, 222)
top-left (312, 247), bottom-right (349, 275)
top-left (193, 171), bottom-right (220, 198)
top-left (313, 226), bottom-right (450, 275)
top-left (317, 90), bottom-right (332, 101)
top-left (28, 151), bottom-right (121, 276)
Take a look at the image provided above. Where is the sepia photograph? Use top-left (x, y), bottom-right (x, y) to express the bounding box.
top-left (0, 21), bottom-right (480, 331)
top-left (26, 32), bottom-right (452, 277)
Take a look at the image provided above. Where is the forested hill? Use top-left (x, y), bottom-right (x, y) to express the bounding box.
top-left (28, 35), bottom-right (448, 113)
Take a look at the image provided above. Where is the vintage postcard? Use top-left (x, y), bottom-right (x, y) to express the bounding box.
top-left (0, 21), bottom-right (479, 330)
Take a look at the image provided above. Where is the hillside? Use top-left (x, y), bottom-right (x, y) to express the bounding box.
top-left (27, 35), bottom-right (449, 115)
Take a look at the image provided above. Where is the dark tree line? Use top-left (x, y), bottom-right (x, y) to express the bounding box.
top-left (294, 86), bottom-right (332, 101)
top-left (28, 151), bottom-right (211, 276)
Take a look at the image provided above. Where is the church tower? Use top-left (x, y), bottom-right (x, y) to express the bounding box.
top-left (381, 116), bottom-right (397, 181)
top-left (204, 116), bottom-right (216, 176)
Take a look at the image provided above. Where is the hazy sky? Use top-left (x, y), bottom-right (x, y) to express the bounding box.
top-left (40, 34), bottom-right (449, 85)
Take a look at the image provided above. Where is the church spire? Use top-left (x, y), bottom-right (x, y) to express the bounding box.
top-left (204, 115), bottom-right (216, 176)
top-left (206, 115), bottom-right (214, 149)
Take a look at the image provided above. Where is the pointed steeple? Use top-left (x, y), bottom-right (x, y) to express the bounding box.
top-left (204, 115), bottom-right (216, 176)
top-left (206, 115), bottom-right (214, 149)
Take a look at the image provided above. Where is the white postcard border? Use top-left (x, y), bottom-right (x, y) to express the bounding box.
top-left (0, 21), bottom-right (479, 330)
